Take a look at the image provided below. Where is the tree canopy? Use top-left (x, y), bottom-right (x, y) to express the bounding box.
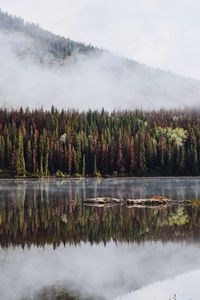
top-left (0, 108), bottom-right (200, 177)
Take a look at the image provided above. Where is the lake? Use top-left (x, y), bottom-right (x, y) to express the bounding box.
top-left (0, 178), bottom-right (200, 300)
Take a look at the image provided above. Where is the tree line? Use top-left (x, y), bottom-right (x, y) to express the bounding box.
top-left (0, 107), bottom-right (200, 177)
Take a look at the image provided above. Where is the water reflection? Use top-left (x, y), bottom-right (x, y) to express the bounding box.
top-left (0, 178), bottom-right (200, 247)
top-left (1, 242), bottom-right (200, 300)
top-left (0, 178), bottom-right (200, 300)
top-left (118, 269), bottom-right (200, 300)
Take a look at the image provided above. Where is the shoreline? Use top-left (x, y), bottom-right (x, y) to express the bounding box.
top-left (1, 175), bottom-right (200, 180)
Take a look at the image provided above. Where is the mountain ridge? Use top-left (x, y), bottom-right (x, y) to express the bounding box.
top-left (0, 8), bottom-right (197, 81)
top-left (1, 9), bottom-right (200, 110)
top-left (0, 9), bottom-right (98, 61)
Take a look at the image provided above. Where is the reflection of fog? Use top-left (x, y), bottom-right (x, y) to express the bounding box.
top-left (117, 269), bottom-right (200, 300)
top-left (1, 178), bottom-right (200, 299)
top-left (1, 242), bottom-right (200, 300)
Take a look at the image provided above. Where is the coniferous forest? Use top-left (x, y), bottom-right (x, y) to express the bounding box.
top-left (0, 107), bottom-right (199, 177)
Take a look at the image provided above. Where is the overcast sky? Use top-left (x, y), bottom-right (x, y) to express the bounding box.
top-left (0, 0), bottom-right (199, 79)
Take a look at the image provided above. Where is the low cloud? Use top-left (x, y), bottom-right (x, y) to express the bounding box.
top-left (1, 29), bottom-right (200, 111)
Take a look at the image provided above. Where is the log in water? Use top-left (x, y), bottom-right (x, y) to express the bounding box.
top-left (83, 195), bottom-right (193, 207)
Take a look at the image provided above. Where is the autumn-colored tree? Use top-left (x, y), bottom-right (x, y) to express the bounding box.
top-left (0, 107), bottom-right (198, 177)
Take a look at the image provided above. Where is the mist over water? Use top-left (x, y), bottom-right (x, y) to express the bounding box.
top-left (1, 29), bottom-right (200, 111)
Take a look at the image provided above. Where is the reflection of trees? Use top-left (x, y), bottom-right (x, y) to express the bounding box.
top-left (0, 184), bottom-right (200, 248)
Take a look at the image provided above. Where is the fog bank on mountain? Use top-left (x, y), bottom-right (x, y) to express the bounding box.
top-left (0, 10), bottom-right (200, 110)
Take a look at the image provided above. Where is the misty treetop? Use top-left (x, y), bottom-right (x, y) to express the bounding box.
top-left (0, 9), bottom-right (96, 62)
top-left (0, 107), bottom-right (199, 177)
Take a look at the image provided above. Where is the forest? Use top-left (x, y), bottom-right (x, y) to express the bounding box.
top-left (0, 107), bottom-right (200, 177)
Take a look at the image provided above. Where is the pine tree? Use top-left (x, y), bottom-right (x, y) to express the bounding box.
top-left (0, 135), bottom-right (5, 169)
top-left (5, 135), bottom-right (11, 169)
top-left (16, 130), bottom-right (26, 176)
top-left (82, 154), bottom-right (86, 177)
top-left (130, 138), bottom-right (137, 176)
top-left (117, 143), bottom-right (125, 176)
top-left (136, 129), bottom-right (146, 175)
top-left (44, 138), bottom-right (49, 176)
top-left (67, 143), bottom-right (72, 175)
top-left (93, 155), bottom-right (97, 176)
top-left (39, 135), bottom-right (44, 176)
top-left (32, 131), bottom-right (38, 175)
top-left (26, 140), bottom-right (32, 173)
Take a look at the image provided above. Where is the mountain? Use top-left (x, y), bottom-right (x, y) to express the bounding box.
top-left (0, 9), bottom-right (200, 110)
top-left (0, 9), bottom-right (100, 65)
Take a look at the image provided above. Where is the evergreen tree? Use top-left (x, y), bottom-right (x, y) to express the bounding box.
top-left (26, 140), bottom-right (32, 173)
top-left (93, 155), bottom-right (97, 176)
top-left (0, 135), bottom-right (5, 169)
top-left (16, 130), bottom-right (26, 176)
top-left (44, 138), bottom-right (49, 176)
top-left (82, 154), bottom-right (86, 177)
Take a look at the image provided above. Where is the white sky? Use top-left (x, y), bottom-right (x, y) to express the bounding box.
top-left (0, 0), bottom-right (200, 79)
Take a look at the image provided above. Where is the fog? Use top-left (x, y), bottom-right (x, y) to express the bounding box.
top-left (2, 0), bottom-right (200, 79)
top-left (1, 29), bottom-right (200, 111)
top-left (1, 242), bottom-right (200, 300)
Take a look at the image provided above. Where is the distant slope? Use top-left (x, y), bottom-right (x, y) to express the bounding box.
top-left (0, 9), bottom-right (200, 110)
top-left (0, 9), bottom-right (97, 62)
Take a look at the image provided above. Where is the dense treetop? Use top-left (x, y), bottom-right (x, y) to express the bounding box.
top-left (0, 108), bottom-right (200, 177)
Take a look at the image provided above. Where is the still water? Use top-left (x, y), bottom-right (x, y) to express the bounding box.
top-left (0, 178), bottom-right (200, 300)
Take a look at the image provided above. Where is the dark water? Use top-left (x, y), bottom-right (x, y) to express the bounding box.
top-left (0, 178), bottom-right (200, 300)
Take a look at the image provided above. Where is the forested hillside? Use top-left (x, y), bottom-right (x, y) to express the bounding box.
top-left (0, 108), bottom-right (199, 177)
top-left (1, 10), bottom-right (200, 110)
top-left (0, 9), bottom-right (96, 62)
